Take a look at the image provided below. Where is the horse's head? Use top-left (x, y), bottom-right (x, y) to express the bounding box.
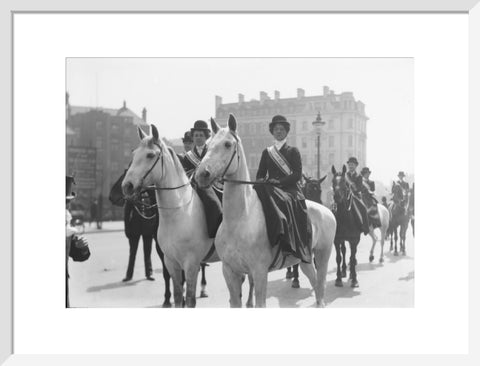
top-left (196, 114), bottom-right (241, 188)
top-left (122, 124), bottom-right (169, 199)
top-left (331, 165), bottom-right (348, 203)
top-left (303, 175), bottom-right (326, 204)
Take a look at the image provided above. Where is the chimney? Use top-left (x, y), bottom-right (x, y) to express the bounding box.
top-left (297, 88), bottom-right (305, 98)
top-left (238, 93), bottom-right (245, 104)
top-left (122, 100), bottom-right (127, 109)
top-left (323, 86), bottom-right (329, 96)
top-left (215, 95), bottom-right (223, 110)
top-left (260, 91), bottom-right (268, 103)
top-left (274, 90), bottom-right (280, 100)
top-left (142, 107), bottom-right (147, 122)
top-left (66, 92), bottom-right (70, 106)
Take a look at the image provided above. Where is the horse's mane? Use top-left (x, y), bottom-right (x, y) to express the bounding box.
top-left (149, 137), bottom-right (188, 183)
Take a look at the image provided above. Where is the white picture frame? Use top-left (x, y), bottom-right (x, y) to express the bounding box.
top-left (2, 0), bottom-right (479, 365)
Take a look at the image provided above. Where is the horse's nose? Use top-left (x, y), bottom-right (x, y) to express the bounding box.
top-left (123, 181), bottom-right (134, 196)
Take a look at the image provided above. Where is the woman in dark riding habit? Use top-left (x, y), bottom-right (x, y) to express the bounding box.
top-left (254, 115), bottom-right (312, 264)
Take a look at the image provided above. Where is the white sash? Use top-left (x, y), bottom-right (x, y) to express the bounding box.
top-left (185, 150), bottom-right (201, 167)
top-left (267, 145), bottom-right (292, 176)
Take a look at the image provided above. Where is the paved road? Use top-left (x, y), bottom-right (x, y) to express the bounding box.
top-left (69, 222), bottom-right (414, 308)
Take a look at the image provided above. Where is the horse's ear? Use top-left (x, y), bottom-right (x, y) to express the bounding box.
top-left (331, 165), bottom-right (337, 175)
top-left (138, 127), bottom-right (146, 140)
top-left (228, 114), bottom-right (237, 132)
top-left (342, 165), bottom-right (347, 175)
top-left (319, 175), bottom-right (327, 184)
top-left (151, 124), bottom-right (159, 141)
top-left (210, 117), bottom-right (219, 134)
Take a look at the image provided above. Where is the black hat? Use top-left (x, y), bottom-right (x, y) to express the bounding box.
top-left (190, 120), bottom-right (211, 138)
top-left (347, 157), bottom-right (359, 165)
top-left (182, 131), bottom-right (193, 143)
top-left (269, 115), bottom-right (291, 134)
top-left (66, 175), bottom-right (76, 200)
top-left (361, 167), bottom-right (371, 175)
top-left (398, 171), bottom-right (406, 177)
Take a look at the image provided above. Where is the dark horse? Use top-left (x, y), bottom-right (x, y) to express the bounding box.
top-left (388, 182), bottom-right (411, 256)
top-left (285, 174), bottom-right (327, 288)
top-left (330, 165), bottom-right (363, 288)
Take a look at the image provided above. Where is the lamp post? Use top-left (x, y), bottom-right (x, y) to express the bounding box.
top-left (312, 112), bottom-right (325, 179)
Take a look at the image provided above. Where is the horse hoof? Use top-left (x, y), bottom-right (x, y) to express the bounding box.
top-left (369, 255), bottom-right (374, 263)
top-left (335, 279), bottom-right (343, 287)
top-left (379, 257), bottom-right (384, 264)
top-left (316, 300), bottom-right (326, 308)
top-left (246, 302), bottom-right (254, 308)
top-left (286, 271), bottom-right (293, 279)
top-left (394, 251), bottom-right (399, 256)
top-left (162, 302), bottom-right (172, 308)
top-left (351, 279), bottom-right (359, 288)
top-left (200, 291), bottom-right (208, 298)
top-left (341, 269), bottom-right (347, 278)
top-left (402, 251), bottom-right (406, 256)
top-left (292, 279), bottom-right (300, 288)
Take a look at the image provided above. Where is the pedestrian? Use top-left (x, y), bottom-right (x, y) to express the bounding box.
top-left (89, 199), bottom-right (98, 228)
top-left (254, 115), bottom-right (312, 263)
top-left (122, 189), bottom-right (157, 282)
top-left (66, 176), bottom-right (77, 308)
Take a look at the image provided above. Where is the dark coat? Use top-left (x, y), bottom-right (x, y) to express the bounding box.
top-left (124, 190), bottom-right (158, 238)
top-left (256, 143), bottom-right (305, 200)
top-left (181, 146), bottom-right (207, 177)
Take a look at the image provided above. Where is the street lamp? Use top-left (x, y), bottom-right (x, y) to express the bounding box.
top-left (312, 112), bottom-right (325, 179)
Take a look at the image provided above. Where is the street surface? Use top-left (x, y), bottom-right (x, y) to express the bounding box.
top-left (69, 221), bottom-right (414, 308)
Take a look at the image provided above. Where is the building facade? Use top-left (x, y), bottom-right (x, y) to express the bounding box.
top-left (214, 87), bottom-right (369, 204)
top-left (66, 93), bottom-right (149, 220)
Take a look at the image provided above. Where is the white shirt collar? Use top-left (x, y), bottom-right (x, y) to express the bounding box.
top-left (274, 138), bottom-right (287, 150)
top-left (196, 144), bottom-right (206, 153)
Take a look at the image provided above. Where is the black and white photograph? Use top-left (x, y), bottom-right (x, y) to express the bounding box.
top-left (66, 57), bottom-right (414, 308)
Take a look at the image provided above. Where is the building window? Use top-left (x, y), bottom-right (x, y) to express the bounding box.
top-left (302, 137), bottom-right (307, 149)
top-left (348, 118), bottom-right (353, 129)
top-left (348, 135), bottom-right (353, 147)
top-left (328, 120), bottom-right (334, 130)
top-left (329, 135), bottom-right (334, 148)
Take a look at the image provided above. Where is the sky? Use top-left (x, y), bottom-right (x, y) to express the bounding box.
top-left (66, 58), bottom-right (413, 185)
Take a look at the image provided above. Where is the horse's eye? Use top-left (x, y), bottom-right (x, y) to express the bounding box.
top-left (147, 152), bottom-right (156, 159)
top-left (225, 142), bottom-right (232, 148)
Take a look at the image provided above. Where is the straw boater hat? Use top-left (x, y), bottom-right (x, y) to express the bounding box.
top-left (182, 131), bottom-right (193, 143)
top-left (190, 120), bottom-right (211, 139)
top-left (269, 115), bottom-right (291, 134)
top-left (347, 157), bottom-right (359, 166)
top-left (398, 171), bottom-right (406, 178)
top-left (66, 175), bottom-right (76, 201)
top-left (361, 167), bottom-right (371, 175)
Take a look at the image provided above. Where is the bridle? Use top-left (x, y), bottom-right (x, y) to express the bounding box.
top-left (127, 141), bottom-right (192, 209)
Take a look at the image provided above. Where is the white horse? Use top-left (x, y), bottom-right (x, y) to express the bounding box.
top-left (195, 115), bottom-right (336, 308)
top-left (122, 125), bottom-right (239, 307)
top-left (367, 204), bottom-right (390, 263)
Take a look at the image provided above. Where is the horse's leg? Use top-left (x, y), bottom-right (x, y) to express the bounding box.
top-left (245, 274), bottom-right (254, 308)
top-left (252, 268), bottom-right (268, 308)
top-left (379, 223), bottom-right (386, 264)
top-left (312, 243), bottom-right (333, 307)
top-left (184, 263), bottom-right (200, 308)
top-left (334, 240), bottom-right (343, 287)
top-left (411, 218), bottom-right (415, 237)
top-left (299, 261), bottom-right (317, 301)
top-left (199, 263), bottom-right (208, 298)
top-left (222, 263), bottom-right (243, 308)
top-left (286, 267), bottom-right (293, 279)
top-left (292, 264), bottom-right (300, 288)
top-left (164, 256), bottom-right (184, 308)
top-left (341, 241), bottom-right (347, 278)
top-left (393, 226), bottom-right (399, 256)
top-left (368, 228), bottom-right (377, 263)
top-left (349, 239), bottom-right (360, 288)
top-left (155, 241), bottom-right (172, 308)
top-left (401, 220), bottom-right (408, 255)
